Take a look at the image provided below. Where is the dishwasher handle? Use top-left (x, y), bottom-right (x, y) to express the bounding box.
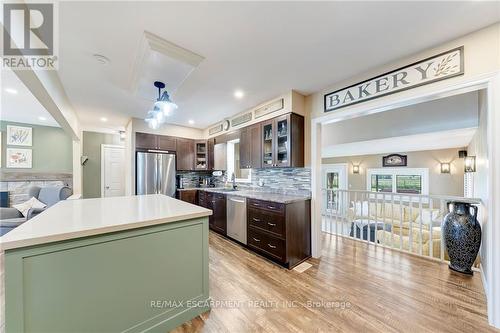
top-left (228, 198), bottom-right (245, 203)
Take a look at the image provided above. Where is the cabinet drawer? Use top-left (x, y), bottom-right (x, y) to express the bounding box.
top-left (247, 198), bottom-right (285, 214)
top-left (248, 227), bottom-right (285, 262)
top-left (248, 208), bottom-right (285, 238)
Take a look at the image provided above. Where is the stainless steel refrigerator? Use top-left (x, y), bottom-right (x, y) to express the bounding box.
top-left (136, 151), bottom-right (176, 197)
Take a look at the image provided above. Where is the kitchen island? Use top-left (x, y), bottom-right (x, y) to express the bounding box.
top-left (0, 194), bottom-right (212, 333)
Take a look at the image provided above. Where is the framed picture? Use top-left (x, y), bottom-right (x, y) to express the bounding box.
top-left (383, 154), bottom-right (407, 167)
top-left (7, 125), bottom-right (32, 146)
top-left (6, 148), bottom-right (32, 168)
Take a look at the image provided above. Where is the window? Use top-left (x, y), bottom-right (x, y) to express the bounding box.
top-left (396, 175), bottom-right (422, 194)
top-left (227, 139), bottom-right (251, 183)
top-left (366, 168), bottom-right (428, 196)
top-left (371, 174), bottom-right (393, 193)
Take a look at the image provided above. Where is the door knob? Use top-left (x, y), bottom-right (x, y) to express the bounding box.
top-left (106, 186), bottom-right (110, 189)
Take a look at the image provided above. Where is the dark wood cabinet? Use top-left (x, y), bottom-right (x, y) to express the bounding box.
top-left (176, 138), bottom-right (195, 171)
top-left (261, 113), bottom-right (304, 168)
top-left (158, 135), bottom-right (176, 151)
top-left (240, 124), bottom-right (262, 169)
top-left (247, 198), bottom-right (310, 268)
top-left (136, 132), bottom-right (176, 151)
top-left (195, 141), bottom-right (208, 170)
top-left (177, 189), bottom-right (197, 204)
top-left (207, 138), bottom-right (215, 170)
top-left (135, 132), bottom-right (158, 150)
top-left (204, 192), bottom-right (226, 235)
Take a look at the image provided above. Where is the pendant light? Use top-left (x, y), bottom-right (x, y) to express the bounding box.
top-left (145, 81), bottom-right (178, 129)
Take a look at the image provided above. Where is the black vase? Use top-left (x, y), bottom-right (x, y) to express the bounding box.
top-left (442, 202), bottom-right (481, 275)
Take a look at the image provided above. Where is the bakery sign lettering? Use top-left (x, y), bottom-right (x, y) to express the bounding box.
top-left (324, 47), bottom-right (464, 112)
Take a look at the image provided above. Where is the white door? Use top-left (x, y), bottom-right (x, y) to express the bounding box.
top-left (322, 164), bottom-right (348, 214)
top-left (102, 145), bottom-right (125, 197)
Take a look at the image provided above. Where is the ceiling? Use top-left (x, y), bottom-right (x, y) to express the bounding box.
top-left (1, 68), bottom-right (60, 127)
top-left (322, 128), bottom-right (477, 158)
top-left (56, 1), bottom-right (500, 130)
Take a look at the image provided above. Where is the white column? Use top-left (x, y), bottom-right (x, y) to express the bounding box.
top-left (71, 135), bottom-right (82, 198)
top-left (487, 74), bottom-right (500, 328)
top-left (311, 120), bottom-right (322, 258)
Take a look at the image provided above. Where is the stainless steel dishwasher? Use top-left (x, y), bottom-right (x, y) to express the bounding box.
top-left (226, 195), bottom-right (247, 244)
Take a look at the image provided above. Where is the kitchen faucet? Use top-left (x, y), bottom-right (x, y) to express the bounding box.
top-left (231, 173), bottom-right (237, 190)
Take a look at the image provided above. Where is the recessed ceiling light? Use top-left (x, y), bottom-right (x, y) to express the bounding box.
top-left (5, 88), bottom-right (18, 94)
top-left (188, 119), bottom-right (194, 125)
top-left (93, 54), bottom-right (110, 65)
top-left (234, 90), bottom-right (244, 99)
top-left (100, 117), bottom-right (108, 122)
top-left (38, 116), bottom-right (47, 121)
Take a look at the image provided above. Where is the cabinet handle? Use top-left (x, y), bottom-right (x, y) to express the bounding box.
top-left (253, 218), bottom-right (261, 222)
top-left (268, 206), bottom-right (275, 209)
top-left (268, 244), bottom-right (277, 249)
top-left (267, 222), bottom-right (276, 227)
top-left (253, 237), bottom-right (261, 242)
top-left (253, 203), bottom-right (260, 206)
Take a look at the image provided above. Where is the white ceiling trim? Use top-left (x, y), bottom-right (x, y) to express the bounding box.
top-left (128, 30), bottom-right (205, 94)
top-left (322, 127), bottom-right (477, 158)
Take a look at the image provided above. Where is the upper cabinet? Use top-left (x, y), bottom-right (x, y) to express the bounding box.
top-left (136, 133), bottom-right (158, 150)
top-left (158, 135), bottom-right (176, 151)
top-left (195, 141), bottom-right (208, 170)
top-left (240, 123), bottom-right (262, 169)
top-left (136, 132), bottom-right (176, 151)
top-left (261, 113), bottom-right (304, 168)
top-left (176, 138), bottom-right (195, 171)
top-left (207, 138), bottom-right (215, 170)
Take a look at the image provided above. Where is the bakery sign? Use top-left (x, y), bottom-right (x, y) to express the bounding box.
top-left (324, 46), bottom-right (464, 112)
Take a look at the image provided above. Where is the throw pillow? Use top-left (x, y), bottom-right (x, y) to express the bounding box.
top-left (13, 197), bottom-right (47, 217)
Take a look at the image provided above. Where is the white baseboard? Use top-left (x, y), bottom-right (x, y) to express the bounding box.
top-left (480, 263), bottom-right (488, 300)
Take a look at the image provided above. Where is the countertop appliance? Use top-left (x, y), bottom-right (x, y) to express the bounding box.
top-left (136, 151), bottom-right (176, 197)
top-left (226, 195), bottom-right (247, 244)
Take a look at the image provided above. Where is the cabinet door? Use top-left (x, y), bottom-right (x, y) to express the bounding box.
top-left (195, 141), bottom-right (208, 170)
top-left (239, 127), bottom-right (251, 169)
top-left (275, 114), bottom-right (290, 167)
top-left (261, 119), bottom-right (275, 168)
top-left (212, 195), bottom-right (227, 234)
top-left (136, 132), bottom-right (157, 150)
top-left (176, 138), bottom-right (195, 171)
top-left (157, 135), bottom-right (176, 151)
top-left (178, 190), bottom-right (197, 204)
top-left (207, 138), bottom-right (215, 170)
top-left (206, 193), bottom-right (214, 229)
top-left (249, 123), bottom-right (262, 168)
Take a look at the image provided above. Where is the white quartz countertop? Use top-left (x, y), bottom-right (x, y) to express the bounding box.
top-left (0, 194), bottom-right (212, 251)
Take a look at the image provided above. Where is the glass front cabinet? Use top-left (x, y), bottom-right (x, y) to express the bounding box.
top-left (261, 113), bottom-right (303, 168)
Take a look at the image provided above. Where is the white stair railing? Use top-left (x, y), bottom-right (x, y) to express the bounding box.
top-left (321, 189), bottom-right (482, 263)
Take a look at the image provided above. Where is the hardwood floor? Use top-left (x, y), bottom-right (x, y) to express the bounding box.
top-left (173, 231), bottom-right (496, 333)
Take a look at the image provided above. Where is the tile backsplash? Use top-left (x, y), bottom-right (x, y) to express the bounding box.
top-left (181, 168), bottom-right (311, 196)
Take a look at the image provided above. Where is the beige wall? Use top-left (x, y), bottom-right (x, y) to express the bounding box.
top-left (468, 89), bottom-right (489, 279)
top-left (323, 148), bottom-right (465, 196)
top-left (307, 24), bottom-right (500, 121)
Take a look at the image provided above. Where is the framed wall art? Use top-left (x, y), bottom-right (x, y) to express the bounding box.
top-left (382, 154), bottom-right (407, 167)
top-left (7, 125), bottom-right (32, 146)
top-left (6, 148), bottom-right (32, 168)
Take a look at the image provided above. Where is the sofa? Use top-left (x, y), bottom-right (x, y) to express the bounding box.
top-left (0, 186), bottom-right (73, 236)
top-left (348, 200), bottom-right (445, 259)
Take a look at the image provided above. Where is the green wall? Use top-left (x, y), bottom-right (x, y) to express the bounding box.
top-left (82, 131), bottom-right (122, 199)
top-left (0, 121), bottom-right (72, 172)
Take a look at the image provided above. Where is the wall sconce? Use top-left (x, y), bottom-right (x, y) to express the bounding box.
top-left (119, 131), bottom-right (126, 140)
top-left (464, 156), bottom-right (476, 173)
top-left (352, 165), bottom-right (360, 174)
top-left (440, 163), bottom-right (450, 174)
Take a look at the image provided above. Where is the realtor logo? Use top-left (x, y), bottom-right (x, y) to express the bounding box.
top-left (2, 2), bottom-right (58, 69)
